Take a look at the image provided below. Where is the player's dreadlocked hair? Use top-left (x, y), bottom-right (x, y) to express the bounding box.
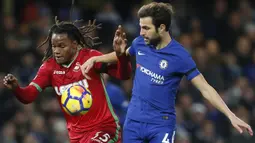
top-left (37, 16), bottom-right (102, 62)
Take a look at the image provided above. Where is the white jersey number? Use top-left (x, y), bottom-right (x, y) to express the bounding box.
top-left (91, 131), bottom-right (111, 143)
top-left (162, 131), bottom-right (175, 143)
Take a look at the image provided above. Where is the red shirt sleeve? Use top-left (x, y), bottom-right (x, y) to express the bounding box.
top-left (31, 61), bottom-right (52, 92)
top-left (89, 50), bottom-right (132, 80)
top-left (107, 55), bottom-right (132, 80)
top-left (14, 85), bottom-right (39, 104)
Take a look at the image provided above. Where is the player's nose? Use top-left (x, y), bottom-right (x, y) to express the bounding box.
top-left (140, 29), bottom-right (145, 36)
top-left (53, 47), bottom-right (61, 55)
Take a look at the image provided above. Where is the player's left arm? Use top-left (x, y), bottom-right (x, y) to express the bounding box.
top-left (81, 25), bottom-right (132, 79)
top-left (179, 54), bottom-right (253, 135)
top-left (105, 54), bottom-right (132, 80)
top-left (89, 50), bottom-right (132, 80)
top-left (191, 74), bottom-right (234, 118)
top-left (191, 73), bottom-right (253, 135)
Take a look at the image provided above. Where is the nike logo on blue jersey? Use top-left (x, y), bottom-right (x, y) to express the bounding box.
top-left (138, 51), bottom-right (145, 55)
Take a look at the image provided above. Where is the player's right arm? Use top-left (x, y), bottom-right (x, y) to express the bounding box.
top-left (3, 74), bottom-right (38, 104)
top-left (3, 62), bottom-right (51, 104)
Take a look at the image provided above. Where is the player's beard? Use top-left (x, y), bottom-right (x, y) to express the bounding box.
top-left (150, 36), bottom-right (161, 47)
top-left (144, 32), bottom-right (161, 47)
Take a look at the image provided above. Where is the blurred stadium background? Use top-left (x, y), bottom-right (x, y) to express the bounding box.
top-left (0, 0), bottom-right (255, 143)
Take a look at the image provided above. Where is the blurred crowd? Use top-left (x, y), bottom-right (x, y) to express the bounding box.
top-left (0, 0), bottom-right (255, 143)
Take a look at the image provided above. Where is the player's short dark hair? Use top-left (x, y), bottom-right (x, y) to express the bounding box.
top-left (138, 2), bottom-right (174, 31)
top-left (38, 17), bottom-right (101, 62)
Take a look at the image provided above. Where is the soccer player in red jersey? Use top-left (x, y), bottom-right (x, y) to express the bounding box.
top-left (3, 18), bottom-right (131, 143)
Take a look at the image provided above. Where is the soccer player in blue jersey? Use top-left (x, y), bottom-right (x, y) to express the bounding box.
top-left (81, 2), bottom-right (253, 143)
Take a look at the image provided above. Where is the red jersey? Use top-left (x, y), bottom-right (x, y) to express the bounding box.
top-left (30, 48), bottom-right (127, 140)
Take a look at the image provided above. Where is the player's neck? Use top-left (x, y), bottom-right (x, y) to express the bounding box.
top-left (71, 50), bottom-right (79, 61)
top-left (62, 51), bottom-right (79, 68)
top-left (156, 33), bottom-right (172, 50)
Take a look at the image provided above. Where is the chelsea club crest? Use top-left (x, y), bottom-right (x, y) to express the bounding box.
top-left (159, 60), bottom-right (168, 70)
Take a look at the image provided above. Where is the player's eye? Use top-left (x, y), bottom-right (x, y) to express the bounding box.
top-left (143, 27), bottom-right (150, 31)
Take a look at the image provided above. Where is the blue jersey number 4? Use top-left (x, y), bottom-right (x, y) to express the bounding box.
top-left (162, 131), bottom-right (175, 143)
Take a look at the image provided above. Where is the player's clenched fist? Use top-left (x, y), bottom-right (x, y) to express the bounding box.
top-left (3, 74), bottom-right (18, 90)
top-left (113, 25), bottom-right (127, 56)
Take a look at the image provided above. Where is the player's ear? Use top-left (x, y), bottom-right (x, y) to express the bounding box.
top-left (72, 40), bottom-right (78, 48)
top-left (159, 24), bottom-right (166, 33)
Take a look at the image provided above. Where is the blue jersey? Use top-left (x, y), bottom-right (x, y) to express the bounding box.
top-left (126, 36), bottom-right (200, 127)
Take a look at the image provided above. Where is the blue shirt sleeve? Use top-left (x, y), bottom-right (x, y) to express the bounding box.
top-left (128, 37), bottom-right (140, 56)
top-left (179, 56), bottom-right (200, 81)
top-left (128, 45), bottom-right (136, 56)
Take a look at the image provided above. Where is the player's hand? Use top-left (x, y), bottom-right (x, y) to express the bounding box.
top-left (113, 25), bottom-right (127, 56)
top-left (229, 114), bottom-right (253, 136)
top-left (3, 74), bottom-right (19, 90)
top-left (80, 57), bottom-right (97, 80)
